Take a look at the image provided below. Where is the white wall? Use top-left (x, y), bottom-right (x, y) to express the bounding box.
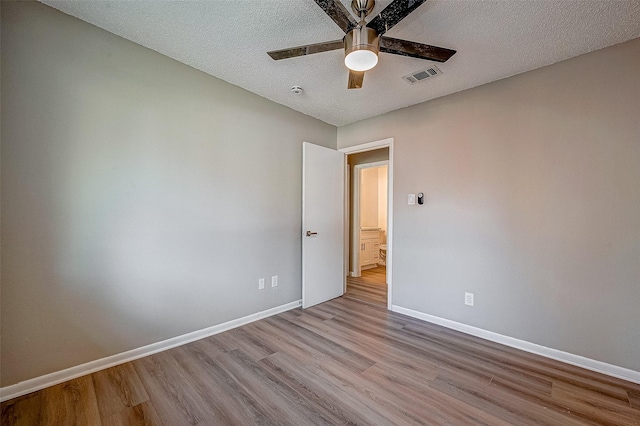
top-left (360, 167), bottom-right (379, 228)
top-left (1, 2), bottom-right (336, 386)
top-left (359, 166), bottom-right (388, 234)
top-left (338, 38), bottom-right (640, 372)
top-left (378, 166), bottom-right (388, 239)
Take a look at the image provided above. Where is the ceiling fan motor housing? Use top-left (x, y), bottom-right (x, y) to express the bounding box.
top-left (351, 0), bottom-right (375, 18)
top-left (344, 26), bottom-right (380, 70)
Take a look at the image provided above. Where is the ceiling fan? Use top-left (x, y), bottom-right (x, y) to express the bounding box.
top-left (267, 0), bottom-right (456, 89)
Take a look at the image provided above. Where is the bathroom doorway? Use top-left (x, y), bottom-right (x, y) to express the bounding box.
top-left (345, 148), bottom-right (389, 307)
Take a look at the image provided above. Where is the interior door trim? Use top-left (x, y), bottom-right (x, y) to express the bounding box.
top-left (339, 138), bottom-right (394, 310)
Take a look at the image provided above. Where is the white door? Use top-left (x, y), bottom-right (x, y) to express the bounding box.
top-left (302, 142), bottom-right (345, 309)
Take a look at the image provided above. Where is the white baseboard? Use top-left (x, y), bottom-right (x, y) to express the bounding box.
top-left (0, 300), bottom-right (302, 402)
top-left (391, 305), bottom-right (640, 385)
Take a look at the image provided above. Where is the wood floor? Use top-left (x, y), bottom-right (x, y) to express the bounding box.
top-left (3, 296), bottom-right (640, 425)
top-left (345, 265), bottom-right (387, 306)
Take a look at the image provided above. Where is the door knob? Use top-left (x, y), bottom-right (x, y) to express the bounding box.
top-left (306, 231), bottom-right (318, 237)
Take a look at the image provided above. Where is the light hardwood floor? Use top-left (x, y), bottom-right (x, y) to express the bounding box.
top-left (2, 296), bottom-right (639, 425)
top-left (345, 265), bottom-right (387, 306)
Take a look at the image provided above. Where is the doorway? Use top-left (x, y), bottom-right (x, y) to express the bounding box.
top-left (351, 161), bottom-right (388, 276)
top-left (340, 138), bottom-right (393, 309)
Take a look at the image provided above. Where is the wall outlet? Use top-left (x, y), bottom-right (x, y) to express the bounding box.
top-left (408, 194), bottom-right (416, 205)
top-left (258, 278), bottom-right (265, 290)
top-left (465, 292), bottom-right (474, 306)
top-left (271, 275), bottom-right (278, 288)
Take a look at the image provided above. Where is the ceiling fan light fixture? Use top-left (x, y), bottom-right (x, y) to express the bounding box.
top-left (344, 26), bottom-right (379, 72)
top-left (345, 49), bottom-right (378, 71)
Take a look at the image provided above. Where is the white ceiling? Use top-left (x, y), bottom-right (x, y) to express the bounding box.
top-left (40, 0), bottom-right (640, 126)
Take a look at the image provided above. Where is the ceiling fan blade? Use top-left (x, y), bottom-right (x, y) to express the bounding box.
top-left (380, 36), bottom-right (456, 62)
top-left (313, 0), bottom-right (358, 33)
top-left (367, 0), bottom-right (427, 36)
top-left (348, 70), bottom-right (365, 89)
top-left (268, 40), bottom-right (344, 60)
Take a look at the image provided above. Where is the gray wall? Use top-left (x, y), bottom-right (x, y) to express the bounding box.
top-left (338, 38), bottom-right (640, 372)
top-left (1, 2), bottom-right (336, 386)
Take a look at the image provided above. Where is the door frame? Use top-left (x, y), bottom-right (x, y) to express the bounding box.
top-left (352, 160), bottom-right (389, 278)
top-left (339, 138), bottom-right (394, 310)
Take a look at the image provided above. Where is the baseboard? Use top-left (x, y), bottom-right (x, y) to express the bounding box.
top-left (0, 300), bottom-right (302, 402)
top-left (391, 305), bottom-right (640, 385)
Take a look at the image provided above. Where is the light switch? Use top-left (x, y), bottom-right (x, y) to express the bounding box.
top-left (408, 194), bottom-right (416, 205)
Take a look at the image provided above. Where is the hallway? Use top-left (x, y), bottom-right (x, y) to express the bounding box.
top-left (345, 266), bottom-right (387, 307)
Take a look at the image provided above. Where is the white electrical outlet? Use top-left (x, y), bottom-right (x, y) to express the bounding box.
top-left (408, 194), bottom-right (416, 205)
top-left (465, 292), bottom-right (474, 306)
top-left (258, 278), bottom-right (265, 290)
top-left (271, 275), bottom-right (278, 288)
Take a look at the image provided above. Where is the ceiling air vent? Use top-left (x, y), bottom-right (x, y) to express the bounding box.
top-left (402, 65), bottom-right (442, 85)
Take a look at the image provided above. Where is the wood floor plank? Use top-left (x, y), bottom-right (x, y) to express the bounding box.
top-left (401, 323), bottom-right (556, 398)
top-left (43, 376), bottom-right (101, 425)
top-left (132, 351), bottom-right (213, 425)
top-left (243, 320), bottom-right (321, 365)
top-left (1, 393), bottom-right (43, 426)
top-left (430, 374), bottom-right (590, 426)
top-left (294, 346), bottom-right (479, 425)
top-left (361, 362), bottom-right (513, 426)
top-left (432, 324), bottom-right (640, 398)
top-left (629, 390), bottom-right (640, 409)
top-left (225, 327), bottom-right (277, 361)
top-left (333, 309), bottom-right (547, 397)
top-left (260, 351), bottom-right (380, 425)
top-left (261, 350), bottom-right (404, 425)
top-left (5, 376), bottom-right (102, 426)
top-left (329, 310), bottom-right (495, 372)
top-left (345, 265), bottom-right (387, 306)
top-left (297, 305), bottom-right (335, 321)
top-left (265, 315), bottom-right (376, 373)
top-left (3, 295), bottom-right (639, 425)
top-left (253, 320), bottom-right (440, 424)
top-left (551, 382), bottom-right (640, 426)
top-left (214, 349), bottom-right (337, 425)
top-left (191, 334), bottom-right (233, 360)
top-left (258, 320), bottom-right (485, 425)
top-left (318, 296), bottom-right (409, 330)
top-left (92, 363), bottom-right (149, 420)
top-left (284, 307), bottom-right (442, 379)
top-left (168, 344), bottom-right (274, 425)
top-left (101, 401), bottom-right (163, 426)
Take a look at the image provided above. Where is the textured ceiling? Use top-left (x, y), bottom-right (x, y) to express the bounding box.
top-left (40, 0), bottom-right (640, 126)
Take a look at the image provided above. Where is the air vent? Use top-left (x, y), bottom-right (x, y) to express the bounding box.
top-left (402, 65), bottom-right (442, 85)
